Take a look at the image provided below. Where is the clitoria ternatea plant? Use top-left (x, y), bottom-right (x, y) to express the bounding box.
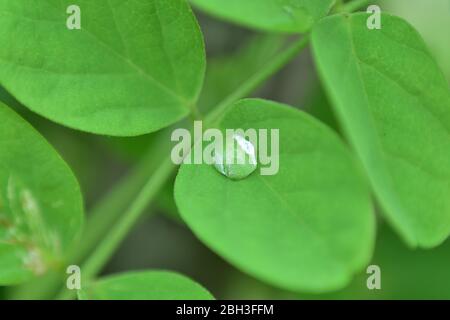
top-left (0, 0), bottom-right (448, 299)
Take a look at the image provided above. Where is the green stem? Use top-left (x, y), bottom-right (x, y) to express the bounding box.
top-left (13, 132), bottom-right (173, 300)
top-left (71, 138), bottom-right (171, 264)
top-left (57, 35), bottom-right (310, 300)
top-left (57, 159), bottom-right (176, 299)
top-left (341, 0), bottom-right (372, 13)
top-left (332, 0), bottom-right (345, 13)
top-left (204, 36), bottom-right (310, 126)
top-left (82, 159), bottom-right (175, 278)
top-left (189, 103), bottom-right (202, 121)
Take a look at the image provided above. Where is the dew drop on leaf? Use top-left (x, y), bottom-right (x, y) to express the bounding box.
top-left (213, 134), bottom-right (257, 180)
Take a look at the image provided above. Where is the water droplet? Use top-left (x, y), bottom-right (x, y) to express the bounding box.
top-left (213, 134), bottom-right (257, 180)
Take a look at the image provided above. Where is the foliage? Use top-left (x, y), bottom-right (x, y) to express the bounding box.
top-left (0, 0), bottom-right (448, 299)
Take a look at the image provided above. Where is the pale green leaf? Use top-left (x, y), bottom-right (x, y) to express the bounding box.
top-left (0, 0), bottom-right (205, 136)
top-left (175, 99), bottom-right (375, 292)
top-left (79, 271), bottom-right (214, 300)
top-left (0, 102), bottom-right (84, 285)
top-left (312, 13), bottom-right (450, 247)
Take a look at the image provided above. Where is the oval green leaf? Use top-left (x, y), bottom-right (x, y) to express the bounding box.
top-left (0, 102), bottom-right (84, 285)
top-left (78, 271), bottom-right (214, 300)
top-left (191, 0), bottom-right (335, 33)
top-left (312, 13), bottom-right (450, 248)
top-left (175, 99), bottom-right (375, 292)
top-left (0, 0), bottom-right (205, 136)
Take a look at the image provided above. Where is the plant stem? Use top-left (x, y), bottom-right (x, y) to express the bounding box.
top-left (82, 159), bottom-right (175, 279)
top-left (57, 34), bottom-right (310, 300)
top-left (204, 36), bottom-right (309, 126)
top-left (57, 159), bottom-right (176, 299)
top-left (14, 132), bottom-right (175, 300)
top-left (341, 0), bottom-right (372, 13)
top-left (71, 137), bottom-right (172, 264)
top-left (189, 103), bottom-right (202, 121)
top-left (332, 0), bottom-right (345, 13)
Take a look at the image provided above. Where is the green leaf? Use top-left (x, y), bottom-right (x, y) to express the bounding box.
top-left (381, 0), bottom-right (450, 82)
top-left (175, 99), bottom-right (375, 293)
top-left (0, 0), bottom-right (205, 136)
top-left (312, 13), bottom-right (450, 248)
top-left (0, 102), bottom-right (84, 285)
top-left (191, 0), bottom-right (335, 33)
top-left (78, 271), bottom-right (214, 300)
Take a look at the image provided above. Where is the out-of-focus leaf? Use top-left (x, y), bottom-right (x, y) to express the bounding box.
top-left (79, 271), bottom-right (214, 300)
top-left (0, 102), bottom-right (84, 285)
top-left (0, 86), bottom-right (105, 206)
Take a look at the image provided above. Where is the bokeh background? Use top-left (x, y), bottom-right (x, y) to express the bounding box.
top-left (1, 0), bottom-right (449, 299)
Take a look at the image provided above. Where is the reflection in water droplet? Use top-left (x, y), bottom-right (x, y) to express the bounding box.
top-left (213, 134), bottom-right (257, 180)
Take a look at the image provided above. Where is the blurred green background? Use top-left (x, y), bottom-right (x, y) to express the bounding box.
top-left (1, 0), bottom-right (449, 299)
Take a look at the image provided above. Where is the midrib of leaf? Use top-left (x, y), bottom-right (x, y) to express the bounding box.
top-left (353, 56), bottom-right (450, 180)
top-left (105, 0), bottom-right (131, 62)
top-left (387, 150), bottom-right (449, 184)
top-left (343, 17), bottom-right (416, 243)
top-left (79, 27), bottom-right (188, 105)
top-left (105, 0), bottom-right (185, 104)
top-left (153, 0), bottom-right (183, 98)
top-left (378, 26), bottom-right (427, 56)
top-left (0, 5), bottom-right (189, 107)
top-left (356, 57), bottom-right (450, 136)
